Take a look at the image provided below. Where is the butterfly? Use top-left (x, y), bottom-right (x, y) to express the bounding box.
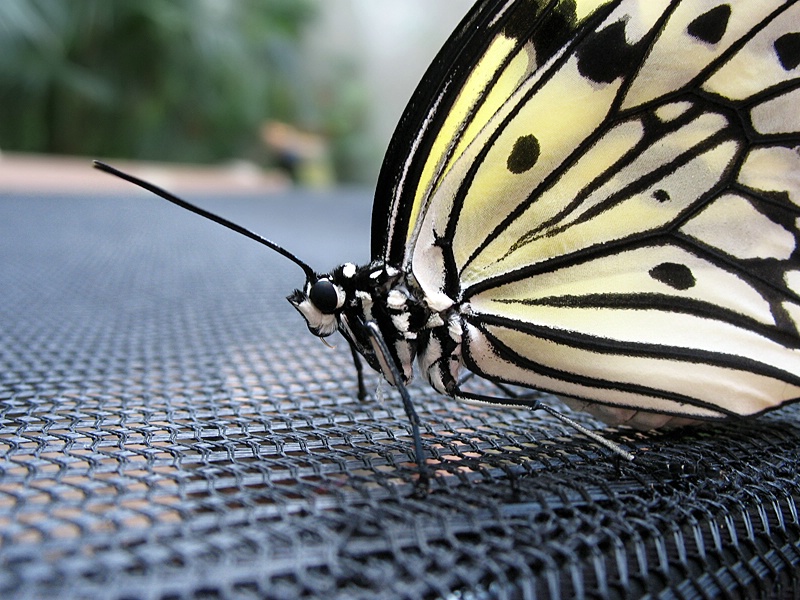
top-left (97, 0), bottom-right (800, 487)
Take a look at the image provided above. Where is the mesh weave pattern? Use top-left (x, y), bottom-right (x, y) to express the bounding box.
top-left (1, 190), bottom-right (799, 600)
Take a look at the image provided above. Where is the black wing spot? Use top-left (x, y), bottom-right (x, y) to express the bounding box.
top-left (653, 189), bottom-right (670, 203)
top-left (309, 279), bottom-right (340, 314)
top-left (649, 262), bottom-right (696, 290)
top-left (507, 134), bottom-right (541, 174)
top-left (775, 32), bottom-right (800, 71)
top-left (576, 20), bottom-right (638, 84)
top-left (530, 3), bottom-right (574, 61)
top-left (501, 0), bottom-right (544, 42)
top-left (687, 5), bottom-right (731, 45)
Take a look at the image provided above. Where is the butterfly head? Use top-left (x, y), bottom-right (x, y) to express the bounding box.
top-left (287, 274), bottom-right (347, 338)
top-left (287, 261), bottom-right (421, 383)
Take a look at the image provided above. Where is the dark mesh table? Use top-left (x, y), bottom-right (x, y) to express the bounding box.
top-left (1, 188), bottom-right (799, 599)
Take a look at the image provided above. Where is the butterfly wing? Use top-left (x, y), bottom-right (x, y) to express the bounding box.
top-left (371, 0), bottom-right (618, 263)
top-left (372, 0), bottom-right (800, 424)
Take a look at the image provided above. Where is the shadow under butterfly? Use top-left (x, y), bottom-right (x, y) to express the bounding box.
top-left (96, 0), bottom-right (800, 493)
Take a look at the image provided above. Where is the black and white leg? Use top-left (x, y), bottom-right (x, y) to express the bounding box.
top-left (347, 341), bottom-right (368, 401)
top-left (454, 387), bottom-right (635, 462)
top-left (363, 321), bottom-right (430, 493)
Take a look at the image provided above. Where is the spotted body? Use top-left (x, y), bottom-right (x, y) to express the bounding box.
top-left (289, 262), bottom-right (464, 396)
top-left (286, 0), bottom-right (800, 431)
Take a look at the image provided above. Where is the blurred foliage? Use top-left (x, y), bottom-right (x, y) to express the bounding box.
top-left (0, 0), bottom-right (371, 180)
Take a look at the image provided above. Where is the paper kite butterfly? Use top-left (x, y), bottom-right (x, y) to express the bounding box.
top-left (97, 0), bottom-right (800, 481)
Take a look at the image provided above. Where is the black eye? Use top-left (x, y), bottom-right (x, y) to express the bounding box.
top-left (309, 279), bottom-right (339, 314)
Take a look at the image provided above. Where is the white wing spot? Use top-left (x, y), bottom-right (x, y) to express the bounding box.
top-left (739, 146), bottom-right (800, 207)
top-left (681, 193), bottom-right (795, 260)
top-left (785, 270), bottom-right (800, 294)
top-left (751, 88), bottom-right (800, 136)
top-left (654, 101), bottom-right (694, 123)
top-left (782, 301), bottom-right (800, 334)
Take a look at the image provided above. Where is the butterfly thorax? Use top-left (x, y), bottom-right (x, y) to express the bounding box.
top-left (288, 260), bottom-right (464, 394)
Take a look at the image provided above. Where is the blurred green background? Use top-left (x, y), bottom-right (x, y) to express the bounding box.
top-left (0, 0), bottom-right (471, 185)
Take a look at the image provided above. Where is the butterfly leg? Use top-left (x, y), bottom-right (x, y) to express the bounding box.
top-left (363, 321), bottom-right (430, 494)
top-left (347, 341), bottom-right (368, 401)
top-left (454, 387), bottom-right (634, 461)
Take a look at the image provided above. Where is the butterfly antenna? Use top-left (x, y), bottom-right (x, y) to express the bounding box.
top-left (93, 161), bottom-right (317, 281)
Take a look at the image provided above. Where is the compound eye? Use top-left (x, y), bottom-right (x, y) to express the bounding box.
top-left (309, 279), bottom-right (339, 314)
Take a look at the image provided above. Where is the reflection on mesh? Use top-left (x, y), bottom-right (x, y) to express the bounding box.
top-left (1, 193), bottom-right (799, 599)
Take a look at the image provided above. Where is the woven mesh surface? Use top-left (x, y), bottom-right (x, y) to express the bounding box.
top-left (1, 189), bottom-right (800, 600)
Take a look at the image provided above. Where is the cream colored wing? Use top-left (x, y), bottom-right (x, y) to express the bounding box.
top-left (396, 0), bottom-right (800, 422)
